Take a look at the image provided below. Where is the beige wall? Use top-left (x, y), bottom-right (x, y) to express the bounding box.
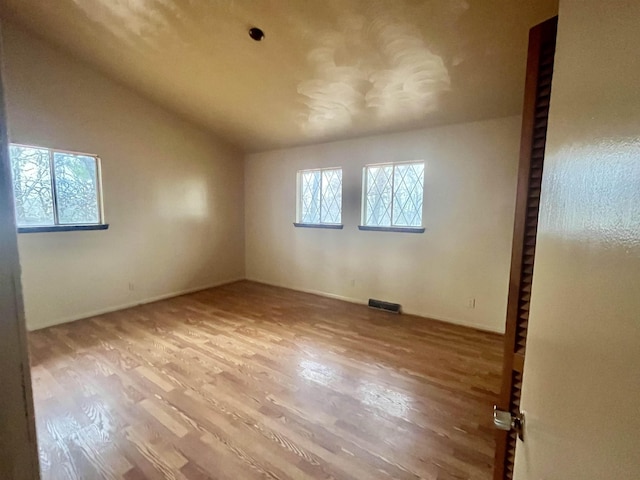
top-left (0, 25), bottom-right (39, 475)
top-left (2, 23), bottom-right (245, 330)
top-left (514, 1), bottom-right (640, 479)
top-left (245, 117), bottom-right (521, 333)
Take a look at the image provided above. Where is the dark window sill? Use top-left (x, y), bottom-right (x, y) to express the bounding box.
top-left (293, 223), bottom-right (344, 230)
top-left (358, 225), bottom-right (425, 233)
top-left (18, 224), bottom-right (110, 234)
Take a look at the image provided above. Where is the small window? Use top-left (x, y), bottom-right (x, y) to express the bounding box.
top-left (9, 144), bottom-right (106, 232)
top-left (295, 167), bottom-right (343, 228)
top-left (361, 161), bottom-right (425, 232)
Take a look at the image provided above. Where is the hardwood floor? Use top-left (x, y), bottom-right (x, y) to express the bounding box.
top-left (28, 281), bottom-right (503, 480)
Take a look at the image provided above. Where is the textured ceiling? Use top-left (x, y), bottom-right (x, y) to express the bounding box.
top-left (0, 0), bottom-right (558, 152)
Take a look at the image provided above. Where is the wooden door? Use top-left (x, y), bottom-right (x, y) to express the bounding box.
top-left (0, 29), bottom-right (41, 479)
top-left (493, 16), bottom-right (558, 480)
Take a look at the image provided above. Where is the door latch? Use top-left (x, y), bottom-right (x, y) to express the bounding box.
top-left (493, 405), bottom-right (525, 441)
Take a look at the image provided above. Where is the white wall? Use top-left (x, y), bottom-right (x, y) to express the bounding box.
top-left (245, 117), bottom-right (521, 332)
top-left (514, 1), bottom-right (640, 479)
top-left (1, 23), bottom-right (245, 330)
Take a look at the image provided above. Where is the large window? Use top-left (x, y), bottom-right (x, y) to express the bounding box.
top-left (295, 167), bottom-right (343, 228)
top-left (362, 161), bottom-right (425, 231)
top-left (9, 144), bottom-right (105, 231)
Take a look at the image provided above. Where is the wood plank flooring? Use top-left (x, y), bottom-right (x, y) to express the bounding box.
top-left (28, 281), bottom-right (503, 480)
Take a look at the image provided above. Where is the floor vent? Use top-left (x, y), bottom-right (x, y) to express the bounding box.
top-left (368, 299), bottom-right (401, 314)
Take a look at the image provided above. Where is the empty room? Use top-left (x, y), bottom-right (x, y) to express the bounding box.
top-left (1, 1), bottom-right (639, 480)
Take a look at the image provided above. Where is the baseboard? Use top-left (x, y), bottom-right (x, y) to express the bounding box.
top-left (29, 276), bottom-right (505, 335)
top-left (406, 310), bottom-right (505, 334)
top-left (248, 277), bottom-right (368, 306)
top-left (246, 277), bottom-right (505, 335)
top-left (27, 277), bottom-right (245, 331)
top-left (285, 284), bottom-right (368, 307)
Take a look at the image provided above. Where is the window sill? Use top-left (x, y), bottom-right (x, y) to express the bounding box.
top-left (293, 223), bottom-right (344, 230)
top-left (18, 224), bottom-right (110, 234)
top-left (358, 225), bottom-right (425, 233)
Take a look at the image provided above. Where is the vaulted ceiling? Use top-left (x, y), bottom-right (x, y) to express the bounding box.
top-left (0, 0), bottom-right (557, 152)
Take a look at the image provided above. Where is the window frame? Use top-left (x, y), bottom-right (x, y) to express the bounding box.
top-left (9, 143), bottom-right (108, 233)
top-left (360, 160), bottom-right (425, 233)
top-left (294, 166), bottom-right (344, 229)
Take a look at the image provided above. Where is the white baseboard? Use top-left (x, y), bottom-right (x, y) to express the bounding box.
top-left (246, 277), bottom-right (505, 334)
top-left (28, 277), bottom-right (245, 331)
top-left (29, 276), bottom-right (505, 335)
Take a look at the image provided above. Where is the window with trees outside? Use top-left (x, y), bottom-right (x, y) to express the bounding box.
top-left (9, 144), bottom-right (106, 232)
top-left (361, 161), bottom-right (425, 233)
top-left (295, 167), bottom-right (343, 229)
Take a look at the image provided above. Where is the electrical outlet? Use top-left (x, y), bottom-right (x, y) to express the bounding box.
top-left (128, 282), bottom-right (135, 291)
top-left (350, 279), bottom-right (355, 287)
top-left (466, 297), bottom-right (476, 309)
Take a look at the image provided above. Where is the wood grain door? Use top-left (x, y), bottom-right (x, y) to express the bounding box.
top-left (493, 16), bottom-right (557, 480)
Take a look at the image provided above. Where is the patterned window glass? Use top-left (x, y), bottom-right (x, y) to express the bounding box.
top-left (298, 168), bottom-right (342, 224)
top-left (363, 162), bottom-right (424, 228)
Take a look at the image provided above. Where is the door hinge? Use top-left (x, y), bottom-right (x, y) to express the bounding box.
top-left (493, 405), bottom-right (525, 441)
